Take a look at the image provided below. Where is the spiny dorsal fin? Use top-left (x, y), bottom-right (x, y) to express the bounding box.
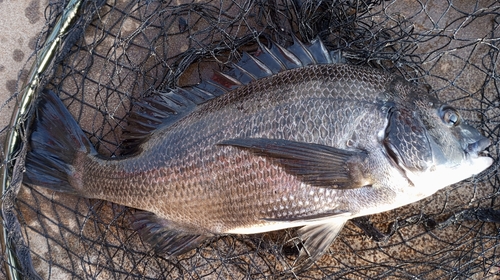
top-left (253, 40), bottom-right (303, 73)
top-left (287, 36), bottom-right (316, 65)
top-left (306, 37), bottom-right (333, 64)
top-left (124, 37), bottom-right (344, 152)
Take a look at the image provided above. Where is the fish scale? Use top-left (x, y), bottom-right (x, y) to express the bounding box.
top-left (24, 38), bottom-right (493, 270)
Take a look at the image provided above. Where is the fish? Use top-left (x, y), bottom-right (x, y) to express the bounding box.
top-left (23, 37), bottom-right (493, 269)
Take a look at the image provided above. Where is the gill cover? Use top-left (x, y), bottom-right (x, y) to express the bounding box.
top-left (383, 106), bottom-right (434, 172)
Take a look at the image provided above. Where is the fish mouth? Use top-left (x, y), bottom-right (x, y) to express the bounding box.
top-left (398, 140), bottom-right (493, 194)
top-left (455, 135), bottom-right (493, 178)
top-left (387, 134), bottom-right (494, 190)
top-left (465, 137), bottom-right (491, 157)
top-left (458, 122), bottom-right (492, 160)
top-left (464, 144), bottom-right (493, 176)
top-left (463, 136), bottom-right (492, 165)
top-left (466, 149), bottom-right (490, 160)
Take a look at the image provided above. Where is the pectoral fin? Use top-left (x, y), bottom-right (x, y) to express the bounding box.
top-left (218, 138), bottom-right (369, 189)
top-left (132, 211), bottom-right (210, 256)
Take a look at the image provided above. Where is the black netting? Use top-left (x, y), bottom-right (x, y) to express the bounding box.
top-left (1, 0), bottom-right (499, 279)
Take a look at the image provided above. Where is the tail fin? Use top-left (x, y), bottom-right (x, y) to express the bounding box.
top-left (23, 90), bottom-right (96, 194)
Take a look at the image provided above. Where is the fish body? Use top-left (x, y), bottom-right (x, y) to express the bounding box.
top-left (24, 38), bottom-right (493, 268)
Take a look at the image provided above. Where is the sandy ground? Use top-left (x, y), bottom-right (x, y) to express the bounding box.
top-left (0, 0), bottom-right (48, 132)
top-left (0, 1), bottom-right (50, 278)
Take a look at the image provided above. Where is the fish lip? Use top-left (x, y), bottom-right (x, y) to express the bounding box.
top-left (400, 142), bottom-right (494, 189)
top-left (466, 150), bottom-right (489, 159)
top-left (464, 137), bottom-right (491, 160)
top-left (464, 150), bottom-right (493, 171)
top-left (458, 129), bottom-right (491, 163)
top-left (465, 137), bottom-right (491, 155)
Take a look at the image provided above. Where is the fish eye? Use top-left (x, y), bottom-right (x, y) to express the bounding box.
top-left (440, 106), bottom-right (461, 127)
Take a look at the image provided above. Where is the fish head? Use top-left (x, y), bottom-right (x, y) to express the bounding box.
top-left (383, 82), bottom-right (493, 195)
top-left (421, 104), bottom-right (493, 185)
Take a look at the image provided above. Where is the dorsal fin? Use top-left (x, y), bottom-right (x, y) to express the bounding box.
top-left (124, 37), bottom-right (343, 153)
top-left (255, 40), bottom-right (304, 73)
top-left (306, 37), bottom-right (333, 64)
top-left (123, 90), bottom-right (197, 152)
top-left (287, 36), bottom-right (316, 65)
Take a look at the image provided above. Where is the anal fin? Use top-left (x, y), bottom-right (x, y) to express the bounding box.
top-left (131, 211), bottom-right (210, 256)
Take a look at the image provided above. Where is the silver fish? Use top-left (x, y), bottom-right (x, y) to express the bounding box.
top-left (24, 37), bottom-right (493, 269)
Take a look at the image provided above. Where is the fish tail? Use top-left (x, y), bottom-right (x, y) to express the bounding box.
top-left (23, 90), bottom-right (96, 194)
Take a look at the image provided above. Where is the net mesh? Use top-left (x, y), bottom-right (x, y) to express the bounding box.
top-left (1, 0), bottom-right (499, 279)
